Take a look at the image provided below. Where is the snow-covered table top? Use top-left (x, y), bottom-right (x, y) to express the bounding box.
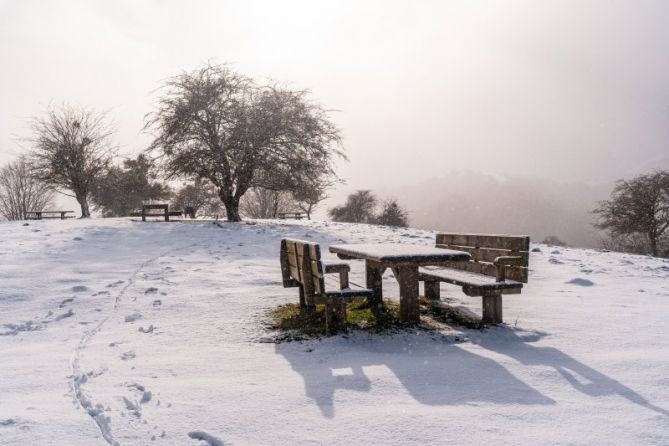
top-left (329, 243), bottom-right (471, 265)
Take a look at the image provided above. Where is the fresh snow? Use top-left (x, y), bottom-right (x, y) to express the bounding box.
top-left (0, 218), bottom-right (668, 445)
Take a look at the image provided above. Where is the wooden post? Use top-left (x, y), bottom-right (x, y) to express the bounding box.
top-left (424, 280), bottom-right (441, 300)
top-left (482, 294), bottom-right (503, 324)
top-left (365, 260), bottom-right (384, 308)
top-left (298, 284), bottom-right (306, 309)
top-left (141, 206), bottom-right (147, 222)
top-left (325, 301), bottom-right (347, 334)
top-left (164, 204), bottom-right (169, 222)
top-left (339, 272), bottom-right (349, 289)
top-left (398, 266), bottom-right (420, 324)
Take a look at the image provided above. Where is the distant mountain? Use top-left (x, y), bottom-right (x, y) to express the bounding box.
top-left (379, 172), bottom-right (613, 248)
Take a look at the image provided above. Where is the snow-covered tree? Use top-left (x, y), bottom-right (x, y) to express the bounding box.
top-left (28, 105), bottom-right (115, 218)
top-left (91, 154), bottom-right (171, 217)
top-left (375, 198), bottom-right (409, 227)
top-left (594, 170), bottom-right (669, 257)
top-left (145, 63), bottom-right (343, 222)
top-left (0, 157), bottom-right (54, 220)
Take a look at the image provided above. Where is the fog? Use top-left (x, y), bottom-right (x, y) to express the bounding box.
top-left (1, 0), bottom-right (668, 244)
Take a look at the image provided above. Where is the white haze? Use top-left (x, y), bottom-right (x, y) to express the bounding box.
top-left (1, 0), bottom-right (668, 243)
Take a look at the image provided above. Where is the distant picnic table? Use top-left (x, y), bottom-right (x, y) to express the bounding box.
top-left (26, 210), bottom-right (75, 220)
top-left (328, 243), bottom-right (472, 323)
top-left (130, 204), bottom-right (183, 222)
top-left (277, 212), bottom-right (305, 220)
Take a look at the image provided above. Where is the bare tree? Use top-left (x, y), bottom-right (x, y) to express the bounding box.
top-left (329, 190), bottom-right (378, 223)
top-left (240, 188), bottom-right (292, 219)
top-left (172, 179), bottom-right (222, 217)
top-left (145, 63), bottom-right (343, 222)
top-left (374, 198), bottom-right (409, 227)
top-left (594, 170), bottom-right (669, 257)
top-left (28, 105), bottom-right (115, 217)
top-left (292, 178), bottom-right (334, 220)
top-left (0, 157), bottom-right (54, 220)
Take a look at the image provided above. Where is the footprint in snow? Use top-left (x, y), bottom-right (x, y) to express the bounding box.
top-left (107, 280), bottom-right (125, 288)
top-left (71, 285), bottom-right (89, 292)
top-left (188, 431), bottom-right (225, 446)
top-left (128, 383), bottom-right (152, 404)
top-left (144, 287), bottom-right (158, 295)
top-left (59, 298), bottom-right (74, 308)
top-left (138, 325), bottom-right (154, 333)
top-left (55, 309), bottom-right (75, 320)
top-left (72, 237), bottom-right (84, 241)
top-left (152, 300), bottom-right (162, 307)
top-left (121, 351), bottom-right (136, 361)
top-left (565, 278), bottom-right (595, 286)
top-left (125, 313), bottom-right (143, 323)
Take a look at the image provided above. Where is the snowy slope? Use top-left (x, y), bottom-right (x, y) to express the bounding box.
top-left (0, 218), bottom-right (668, 446)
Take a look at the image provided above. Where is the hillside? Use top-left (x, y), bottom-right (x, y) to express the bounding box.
top-left (1, 218), bottom-right (668, 445)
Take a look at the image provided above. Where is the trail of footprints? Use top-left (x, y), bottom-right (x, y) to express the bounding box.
top-left (73, 250), bottom-right (226, 444)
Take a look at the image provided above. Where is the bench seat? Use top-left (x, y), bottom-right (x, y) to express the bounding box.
top-left (320, 275), bottom-right (373, 302)
top-left (419, 233), bottom-right (530, 324)
top-left (419, 267), bottom-right (523, 296)
top-left (281, 238), bottom-right (372, 334)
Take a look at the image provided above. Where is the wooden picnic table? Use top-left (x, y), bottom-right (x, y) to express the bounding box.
top-left (328, 243), bottom-right (472, 324)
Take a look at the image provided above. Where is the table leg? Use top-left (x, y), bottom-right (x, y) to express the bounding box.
top-left (365, 260), bottom-right (384, 308)
top-left (398, 266), bottom-right (420, 324)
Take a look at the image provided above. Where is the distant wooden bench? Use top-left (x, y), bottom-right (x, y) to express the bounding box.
top-left (277, 212), bottom-right (305, 220)
top-left (26, 210), bottom-right (75, 220)
top-left (418, 233), bottom-right (530, 324)
top-left (130, 204), bottom-right (183, 222)
top-left (280, 238), bottom-right (373, 334)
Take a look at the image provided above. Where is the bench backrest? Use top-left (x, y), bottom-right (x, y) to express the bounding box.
top-left (280, 238), bottom-right (326, 297)
top-left (435, 233), bottom-right (530, 282)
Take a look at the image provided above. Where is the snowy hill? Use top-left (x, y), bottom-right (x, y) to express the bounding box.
top-left (1, 218), bottom-right (668, 445)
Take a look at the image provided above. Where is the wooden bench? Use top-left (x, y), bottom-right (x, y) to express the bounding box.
top-left (26, 210), bottom-right (75, 220)
top-left (277, 212), bottom-right (305, 220)
top-left (130, 204), bottom-right (183, 222)
top-left (280, 238), bottom-right (373, 334)
top-left (418, 233), bottom-right (530, 324)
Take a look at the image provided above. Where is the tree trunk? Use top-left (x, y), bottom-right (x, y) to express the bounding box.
top-left (220, 194), bottom-right (241, 222)
top-left (76, 193), bottom-right (91, 218)
top-left (225, 202), bottom-right (241, 222)
top-left (649, 234), bottom-right (659, 257)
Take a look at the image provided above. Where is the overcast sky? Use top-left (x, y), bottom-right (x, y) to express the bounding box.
top-left (1, 0), bottom-right (668, 189)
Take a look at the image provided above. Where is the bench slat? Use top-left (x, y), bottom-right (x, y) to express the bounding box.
top-left (419, 267), bottom-right (523, 294)
top-left (436, 244), bottom-right (529, 265)
top-left (436, 233), bottom-right (530, 251)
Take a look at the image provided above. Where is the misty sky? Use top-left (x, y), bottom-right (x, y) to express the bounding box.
top-left (1, 0), bottom-right (668, 190)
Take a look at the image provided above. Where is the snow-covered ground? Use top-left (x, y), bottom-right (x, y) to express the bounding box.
top-left (1, 218), bottom-right (668, 445)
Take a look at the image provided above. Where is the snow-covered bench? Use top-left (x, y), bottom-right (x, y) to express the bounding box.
top-left (280, 238), bottom-right (373, 334)
top-left (419, 233), bottom-right (530, 324)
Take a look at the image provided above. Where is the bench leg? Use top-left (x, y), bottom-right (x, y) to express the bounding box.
top-left (482, 294), bottom-right (503, 324)
top-left (365, 261), bottom-right (384, 309)
top-left (398, 266), bottom-right (420, 324)
top-left (424, 280), bottom-right (441, 300)
top-left (325, 301), bottom-right (347, 335)
top-left (298, 284), bottom-right (307, 309)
